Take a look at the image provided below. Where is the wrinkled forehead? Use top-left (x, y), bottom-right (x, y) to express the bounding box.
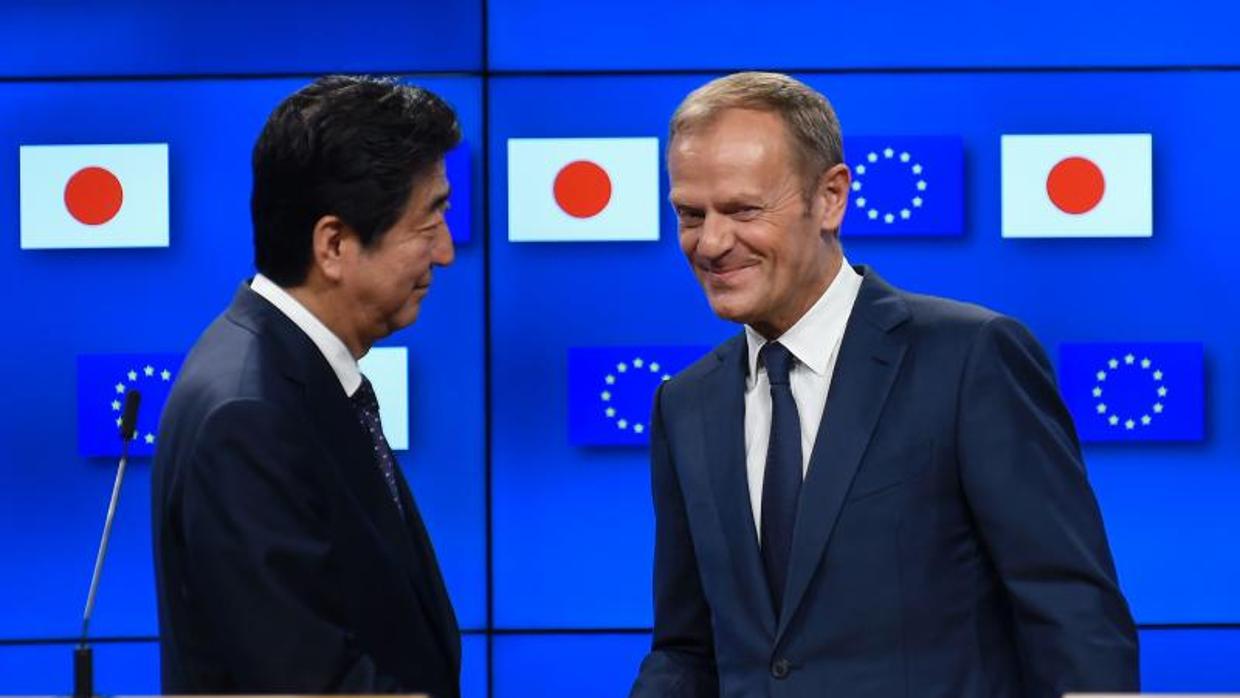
top-left (414, 159), bottom-right (450, 196)
top-left (668, 114), bottom-right (801, 202)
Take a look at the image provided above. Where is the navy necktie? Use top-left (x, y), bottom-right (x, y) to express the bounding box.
top-left (760, 341), bottom-right (803, 616)
top-left (350, 375), bottom-right (405, 516)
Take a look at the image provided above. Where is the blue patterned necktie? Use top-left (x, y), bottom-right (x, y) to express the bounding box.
top-left (350, 375), bottom-right (405, 516)
top-left (760, 342), bottom-right (803, 616)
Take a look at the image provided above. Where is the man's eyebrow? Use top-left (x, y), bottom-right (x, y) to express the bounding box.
top-left (426, 189), bottom-right (451, 213)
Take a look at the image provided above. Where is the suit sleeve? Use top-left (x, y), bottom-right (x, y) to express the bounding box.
top-left (957, 316), bottom-right (1140, 697)
top-left (176, 398), bottom-right (398, 692)
top-left (630, 382), bottom-right (719, 698)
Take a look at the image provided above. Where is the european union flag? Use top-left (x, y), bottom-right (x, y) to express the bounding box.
top-left (446, 144), bottom-right (471, 244)
top-left (77, 352), bottom-right (183, 457)
top-left (1058, 342), bottom-right (1204, 443)
top-left (842, 135), bottom-right (964, 237)
top-left (568, 345), bottom-right (708, 446)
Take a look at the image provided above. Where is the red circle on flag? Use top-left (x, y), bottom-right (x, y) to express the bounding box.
top-left (553, 160), bottom-right (612, 218)
top-left (64, 166), bottom-right (124, 225)
top-left (1046, 156), bottom-right (1105, 215)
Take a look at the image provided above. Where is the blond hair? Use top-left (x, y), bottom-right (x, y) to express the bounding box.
top-left (669, 71), bottom-right (844, 197)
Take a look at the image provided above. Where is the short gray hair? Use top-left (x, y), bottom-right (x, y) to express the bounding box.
top-left (669, 72), bottom-right (844, 197)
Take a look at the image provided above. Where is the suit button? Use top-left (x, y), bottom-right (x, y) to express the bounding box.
top-left (771, 658), bottom-right (791, 679)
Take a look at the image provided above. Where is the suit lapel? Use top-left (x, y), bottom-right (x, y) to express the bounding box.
top-left (227, 284), bottom-right (458, 668)
top-left (302, 355), bottom-right (459, 670)
top-left (393, 467), bottom-right (462, 672)
top-left (776, 268), bottom-right (910, 641)
top-left (700, 335), bottom-right (778, 633)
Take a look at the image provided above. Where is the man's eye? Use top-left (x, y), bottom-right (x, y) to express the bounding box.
top-left (677, 210), bottom-right (704, 226)
top-left (420, 216), bottom-right (447, 234)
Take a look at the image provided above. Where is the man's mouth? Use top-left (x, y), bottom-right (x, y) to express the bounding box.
top-left (702, 262), bottom-right (758, 283)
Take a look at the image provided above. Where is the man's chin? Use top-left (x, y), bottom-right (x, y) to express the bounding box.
top-left (705, 295), bottom-right (756, 325)
top-left (386, 302), bottom-right (423, 334)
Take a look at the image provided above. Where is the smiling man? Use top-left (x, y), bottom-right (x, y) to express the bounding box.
top-left (152, 76), bottom-right (461, 695)
top-left (630, 72), bottom-right (1139, 698)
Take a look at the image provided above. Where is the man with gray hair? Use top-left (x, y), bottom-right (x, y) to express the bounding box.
top-left (630, 72), bottom-right (1138, 698)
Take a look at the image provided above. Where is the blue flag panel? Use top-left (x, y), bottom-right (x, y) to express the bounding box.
top-left (842, 135), bottom-right (964, 237)
top-left (568, 345), bottom-right (709, 447)
top-left (1058, 342), bottom-right (1204, 443)
top-left (446, 144), bottom-right (472, 244)
top-left (76, 352), bottom-right (184, 458)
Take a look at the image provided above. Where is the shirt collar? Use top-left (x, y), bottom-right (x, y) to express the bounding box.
top-left (745, 258), bottom-right (863, 379)
top-left (249, 273), bottom-right (363, 397)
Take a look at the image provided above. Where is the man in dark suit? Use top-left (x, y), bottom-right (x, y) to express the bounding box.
top-left (631, 72), bottom-right (1139, 698)
top-left (152, 76), bottom-right (461, 695)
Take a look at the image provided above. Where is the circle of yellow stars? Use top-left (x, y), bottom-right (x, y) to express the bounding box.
top-left (599, 357), bottom-right (673, 434)
top-left (1092, 353), bottom-right (1167, 431)
top-left (852, 146), bottom-right (926, 225)
top-left (111, 363), bottom-right (174, 444)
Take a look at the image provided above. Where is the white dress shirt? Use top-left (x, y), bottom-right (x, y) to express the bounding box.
top-left (249, 274), bottom-right (362, 398)
top-left (744, 260), bottom-right (864, 536)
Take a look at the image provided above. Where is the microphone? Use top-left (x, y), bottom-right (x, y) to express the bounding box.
top-left (119, 391), bottom-right (140, 441)
top-left (75, 389), bottom-right (142, 698)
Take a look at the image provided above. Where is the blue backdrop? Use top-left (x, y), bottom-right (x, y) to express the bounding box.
top-left (1, 1), bottom-right (1238, 695)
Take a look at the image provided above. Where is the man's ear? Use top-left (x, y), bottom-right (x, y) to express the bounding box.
top-left (815, 162), bottom-right (852, 234)
top-left (310, 215), bottom-right (350, 283)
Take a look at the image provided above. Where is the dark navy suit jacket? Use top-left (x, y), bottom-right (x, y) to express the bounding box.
top-left (152, 283), bottom-right (460, 695)
top-left (631, 267), bottom-right (1139, 698)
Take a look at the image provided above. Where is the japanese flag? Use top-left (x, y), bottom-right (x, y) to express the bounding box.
top-left (1001, 134), bottom-right (1152, 238)
top-left (507, 137), bottom-right (659, 242)
top-left (20, 143), bottom-right (169, 249)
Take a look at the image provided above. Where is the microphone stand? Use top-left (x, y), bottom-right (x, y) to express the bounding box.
top-left (76, 390), bottom-right (141, 698)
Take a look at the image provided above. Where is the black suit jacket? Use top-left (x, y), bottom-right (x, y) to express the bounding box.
top-left (152, 283), bottom-right (460, 695)
top-left (632, 267), bottom-right (1139, 698)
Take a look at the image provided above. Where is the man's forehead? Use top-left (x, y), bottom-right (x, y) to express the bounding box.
top-left (402, 165), bottom-right (450, 215)
top-left (674, 108), bottom-right (789, 142)
top-left (669, 173), bottom-right (778, 205)
top-left (419, 161), bottom-right (450, 191)
top-left (670, 143), bottom-right (793, 193)
top-left (674, 123), bottom-right (791, 167)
